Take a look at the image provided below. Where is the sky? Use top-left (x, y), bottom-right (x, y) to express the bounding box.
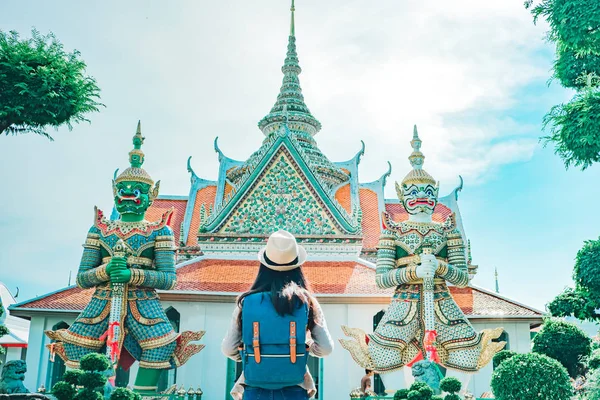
top-left (1, 0), bottom-right (599, 312)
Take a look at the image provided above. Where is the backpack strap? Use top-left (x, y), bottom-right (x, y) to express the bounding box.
top-left (290, 321), bottom-right (297, 364)
top-left (253, 321), bottom-right (261, 363)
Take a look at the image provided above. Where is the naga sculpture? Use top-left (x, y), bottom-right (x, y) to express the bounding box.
top-left (0, 360), bottom-right (29, 394)
top-left (340, 126), bottom-right (504, 393)
top-left (45, 122), bottom-right (204, 394)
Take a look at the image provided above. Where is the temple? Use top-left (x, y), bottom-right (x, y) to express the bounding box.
top-left (9, 2), bottom-right (542, 398)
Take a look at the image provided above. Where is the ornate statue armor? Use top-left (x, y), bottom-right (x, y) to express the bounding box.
top-left (46, 123), bottom-right (203, 393)
top-left (341, 126), bottom-right (504, 389)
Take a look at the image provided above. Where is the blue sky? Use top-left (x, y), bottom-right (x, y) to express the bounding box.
top-left (1, 0), bottom-right (599, 311)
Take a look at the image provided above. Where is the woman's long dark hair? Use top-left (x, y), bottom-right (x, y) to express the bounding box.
top-left (237, 264), bottom-right (315, 329)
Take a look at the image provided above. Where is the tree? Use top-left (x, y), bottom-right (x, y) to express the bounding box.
top-left (548, 237), bottom-right (600, 321)
top-left (525, 0), bottom-right (600, 169)
top-left (0, 29), bottom-right (102, 140)
top-left (491, 352), bottom-right (573, 400)
top-left (532, 318), bottom-right (591, 378)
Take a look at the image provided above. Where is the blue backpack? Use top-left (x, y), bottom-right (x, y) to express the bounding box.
top-left (241, 292), bottom-right (309, 389)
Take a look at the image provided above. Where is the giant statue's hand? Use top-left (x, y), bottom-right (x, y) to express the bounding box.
top-left (110, 268), bottom-right (131, 283)
top-left (106, 256), bottom-right (127, 275)
top-left (416, 254), bottom-right (438, 279)
top-left (107, 256), bottom-right (130, 283)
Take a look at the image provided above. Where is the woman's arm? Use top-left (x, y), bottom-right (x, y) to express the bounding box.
top-left (306, 296), bottom-right (334, 357)
top-left (221, 306), bottom-right (242, 361)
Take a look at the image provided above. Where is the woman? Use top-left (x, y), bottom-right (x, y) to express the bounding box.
top-left (222, 230), bottom-right (334, 400)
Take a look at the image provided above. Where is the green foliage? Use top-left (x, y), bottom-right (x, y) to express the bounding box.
top-left (431, 396), bottom-right (443, 400)
top-left (533, 318), bottom-right (591, 377)
top-left (52, 381), bottom-right (77, 400)
top-left (443, 395), bottom-right (460, 400)
top-left (586, 368), bottom-right (600, 400)
top-left (588, 349), bottom-right (600, 370)
top-left (554, 48), bottom-right (600, 89)
top-left (79, 353), bottom-right (110, 372)
top-left (78, 372), bottom-right (106, 390)
top-left (62, 369), bottom-right (83, 386)
top-left (439, 377), bottom-right (461, 394)
top-left (74, 388), bottom-right (103, 400)
top-left (394, 389), bottom-right (410, 400)
top-left (0, 29), bottom-right (102, 140)
top-left (491, 352), bottom-right (573, 400)
top-left (493, 350), bottom-right (517, 369)
top-left (574, 237), bottom-right (600, 292)
top-left (542, 90), bottom-right (600, 170)
top-left (110, 387), bottom-right (141, 400)
top-left (528, 0), bottom-right (600, 52)
top-left (526, 0), bottom-right (600, 169)
top-left (547, 287), bottom-right (599, 320)
top-left (406, 381), bottom-right (433, 400)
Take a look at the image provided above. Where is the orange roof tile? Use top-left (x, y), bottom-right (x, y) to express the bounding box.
top-left (11, 260), bottom-right (542, 319)
top-left (186, 186), bottom-right (217, 246)
top-left (335, 184), bottom-right (352, 214)
top-left (146, 199), bottom-right (187, 244)
top-left (385, 203), bottom-right (453, 224)
top-left (360, 188), bottom-right (381, 250)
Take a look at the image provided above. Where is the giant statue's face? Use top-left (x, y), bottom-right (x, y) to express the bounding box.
top-left (114, 180), bottom-right (151, 216)
top-left (402, 183), bottom-right (438, 216)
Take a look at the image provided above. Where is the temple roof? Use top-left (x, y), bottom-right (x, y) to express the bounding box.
top-left (9, 262), bottom-right (543, 321)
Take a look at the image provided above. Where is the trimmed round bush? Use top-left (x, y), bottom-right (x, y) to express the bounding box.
top-left (62, 369), bottom-right (84, 385)
top-left (439, 377), bottom-right (461, 394)
top-left (491, 352), bottom-right (573, 400)
top-left (432, 396), bottom-right (443, 400)
top-left (78, 371), bottom-right (107, 390)
top-left (532, 318), bottom-right (591, 377)
top-left (52, 381), bottom-right (76, 400)
top-left (74, 388), bottom-right (104, 400)
top-left (110, 387), bottom-right (139, 400)
top-left (79, 353), bottom-right (110, 372)
top-left (407, 381), bottom-right (433, 400)
top-left (493, 350), bottom-right (517, 369)
top-left (444, 395), bottom-right (460, 400)
top-left (394, 389), bottom-right (410, 400)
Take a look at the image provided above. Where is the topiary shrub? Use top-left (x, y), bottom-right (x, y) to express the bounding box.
top-left (491, 352), bottom-right (573, 400)
top-left (443, 395), bottom-right (460, 400)
top-left (394, 389), bottom-right (410, 400)
top-left (49, 353), bottom-right (112, 400)
top-left (110, 387), bottom-right (142, 400)
top-left (493, 350), bottom-right (517, 369)
top-left (532, 318), bottom-right (591, 377)
top-left (52, 381), bottom-right (77, 400)
top-left (62, 369), bottom-right (84, 386)
top-left (439, 377), bottom-right (461, 395)
top-left (407, 381), bottom-right (433, 400)
top-left (79, 353), bottom-right (111, 372)
top-left (431, 396), bottom-right (443, 400)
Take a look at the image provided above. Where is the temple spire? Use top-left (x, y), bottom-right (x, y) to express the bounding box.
top-left (258, 0), bottom-right (322, 136)
top-left (495, 267), bottom-right (500, 293)
top-left (290, 0), bottom-right (295, 36)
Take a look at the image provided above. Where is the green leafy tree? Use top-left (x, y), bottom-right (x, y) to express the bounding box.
top-left (0, 29), bottom-right (102, 140)
top-left (394, 389), bottom-right (410, 400)
top-left (526, 0), bottom-right (600, 169)
top-left (532, 318), bottom-right (591, 377)
top-left (589, 349), bottom-right (600, 371)
top-left (491, 353), bottom-right (573, 400)
top-left (548, 237), bottom-right (600, 321)
top-left (110, 388), bottom-right (141, 400)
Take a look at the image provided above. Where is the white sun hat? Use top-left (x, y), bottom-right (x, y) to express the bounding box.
top-left (258, 230), bottom-right (307, 271)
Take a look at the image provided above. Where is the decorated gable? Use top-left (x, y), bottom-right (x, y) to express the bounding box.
top-left (216, 147), bottom-right (343, 236)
